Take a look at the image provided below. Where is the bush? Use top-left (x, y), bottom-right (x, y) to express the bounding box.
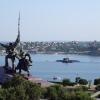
top-left (95, 84), bottom-right (100, 91)
top-left (62, 79), bottom-right (71, 86)
top-left (45, 85), bottom-right (67, 100)
top-left (1, 75), bottom-right (42, 100)
top-left (78, 79), bottom-right (88, 85)
top-left (94, 78), bottom-right (100, 85)
top-left (75, 86), bottom-right (88, 91)
top-left (46, 86), bottom-right (58, 100)
top-left (0, 75), bottom-right (94, 100)
top-left (62, 78), bottom-right (75, 86)
top-left (97, 94), bottom-right (100, 98)
top-left (75, 91), bottom-right (94, 100)
top-left (75, 77), bottom-right (81, 83)
top-left (44, 85), bottom-right (94, 100)
top-left (41, 87), bottom-right (48, 99)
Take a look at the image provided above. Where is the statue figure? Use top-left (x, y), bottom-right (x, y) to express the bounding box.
top-left (0, 13), bottom-right (32, 76)
top-left (15, 49), bottom-right (32, 76)
top-left (0, 33), bottom-right (20, 70)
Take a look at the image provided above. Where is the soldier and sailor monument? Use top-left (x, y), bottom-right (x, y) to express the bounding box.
top-left (0, 14), bottom-right (32, 84)
top-left (0, 14), bottom-right (53, 87)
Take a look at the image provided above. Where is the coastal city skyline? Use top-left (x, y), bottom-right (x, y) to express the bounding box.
top-left (0, 0), bottom-right (100, 41)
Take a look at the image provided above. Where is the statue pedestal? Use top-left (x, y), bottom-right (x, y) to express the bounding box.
top-left (0, 66), bottom-right (53, 87)
top-left (0, 66), bottom-right (13, 84)
top-left (5, 67), bottom-right (15, 74)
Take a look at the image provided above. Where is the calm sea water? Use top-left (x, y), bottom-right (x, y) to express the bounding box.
top-left (0, 54), bottom-right (100, 82)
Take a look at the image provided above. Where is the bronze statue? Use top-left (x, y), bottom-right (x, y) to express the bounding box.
top-left (15, 49), bottom-right (32, 76)
top-left (0, 33), bottom-right (20, 70)
top-left (0, 13), bottom-right (32, 76)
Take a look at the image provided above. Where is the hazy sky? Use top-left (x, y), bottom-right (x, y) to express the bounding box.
top-left (0, 0), bottom-right (100, 41)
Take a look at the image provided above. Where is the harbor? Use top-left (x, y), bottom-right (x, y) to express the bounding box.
top-left (0, 54), bottom-right (100, 82)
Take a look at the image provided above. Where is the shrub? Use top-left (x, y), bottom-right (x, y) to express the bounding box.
top-left (75, 91), bottom-right (94, 100)
top-left (97, 94), bottom-right (100, 98)
top-left (1, 75), bottom-right (42, 100)
top-left (78, 79), bottom-right (88, 85)
top-left (46, 86), bottom-right (58, 100)
top-left (75, 86), bottom-right (88, 91)
top-left (0, 75), bottom-right (94, 100)
top-left (62, 79), bottom-right (76, 86)
top-left (62, 79), bottom-right (71, 86)
top-left (95, 84), bottom-right (100, 91)
top-left (94, 78), bottom-right (100, 85)
top-left (75, 77), bottom-right (81, 83)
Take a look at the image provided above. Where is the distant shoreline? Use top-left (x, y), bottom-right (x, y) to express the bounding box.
top-left (0, 51), bottom-right (100, 57)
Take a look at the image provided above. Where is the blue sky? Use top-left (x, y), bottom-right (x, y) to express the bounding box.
top-left (0, 0), bottom-right (100, 41)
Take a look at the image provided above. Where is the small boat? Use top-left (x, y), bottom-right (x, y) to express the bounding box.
top-left (53, 76), bottom-right (61, 80)
top-left (56, 58), bottom-right (80, 63)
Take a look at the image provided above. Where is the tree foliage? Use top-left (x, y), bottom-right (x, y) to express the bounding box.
top-left (0, 75), bottom-right (94, 100)
top-left (78, 79), bottom-right (88, 85)
top-left (94, 78), bottom-right (100, 85)
top-left (0, 75), bottom-right (41, 100)
top-left (43, 85), bottom-right (93, 100)
top-left (62, 78), bottom-right (75, 86)
top-left (95, 84), bottom-right (100, 91)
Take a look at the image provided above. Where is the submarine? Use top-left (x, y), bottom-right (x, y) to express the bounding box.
top-left (56, 58), bottom-right (80, 63)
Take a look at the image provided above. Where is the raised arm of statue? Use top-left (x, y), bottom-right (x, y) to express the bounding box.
top-left (0, 43), bottom-right (8, 48)
top-left (13, 33), bottom-right (20, 48)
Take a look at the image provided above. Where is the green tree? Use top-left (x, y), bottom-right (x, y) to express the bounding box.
top-left (62, 79), bottom-right (71, 86)
top-left (94, 78), bottom-right (100, 85)
top-left (78, 79), bottom-right (88, 85)
top-left (0, 75), bottom-right (95, 100)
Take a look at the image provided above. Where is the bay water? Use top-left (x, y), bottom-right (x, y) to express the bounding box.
top-left (0, 54), bottom-right (100, 82)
